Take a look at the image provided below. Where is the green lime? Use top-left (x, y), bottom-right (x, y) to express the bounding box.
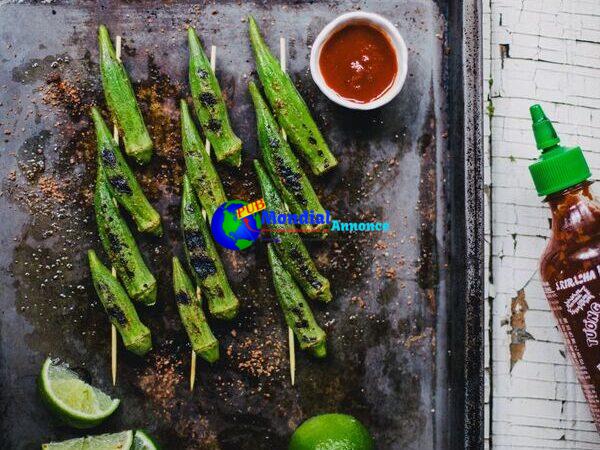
top-left (132, 430), bottom-right (161, 450)
top-left (289, 414), bottom-right (375, 450)
top-left (42, 430), bottom-right (134, 450)
top-left (38, 357), bottom-right (120, 429)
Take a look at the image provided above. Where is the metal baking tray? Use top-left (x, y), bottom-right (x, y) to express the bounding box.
top-left (0, 1), bottom-right (483, 449)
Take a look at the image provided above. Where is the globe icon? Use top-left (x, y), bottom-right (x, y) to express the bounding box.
top-left (210, 200), bottom-right (262, 251)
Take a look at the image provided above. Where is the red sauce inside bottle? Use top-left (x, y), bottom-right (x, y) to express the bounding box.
top-left (319, 23), bottom-right (398, 104)
top-left (540, 181), bottom-right (600, 430)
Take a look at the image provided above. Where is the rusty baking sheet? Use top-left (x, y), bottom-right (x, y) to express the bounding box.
top-left (0, 1), bottom-right (483, 449)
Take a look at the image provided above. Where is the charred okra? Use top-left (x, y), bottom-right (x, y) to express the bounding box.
top-left (188, 27), bottom-right (242, 165)
top-left (94, 168), bottom-right (157, 306)
top-left (88, 250), bottom-right (152, 356)
top-left (248, 16), bottom-right (337, 176)
top-left (92, 107), bottom-right (162, 236)
top-left (172, 256), bottom-right (219, 363)
top-left (180, 99), bottom-right (227, 218)
top-left (268, 244), bottom-right (326, 358)
top-left (181, 175), bottom-right (239, 319)
top-left (249, 82), bottom-right (326, 232)
top-left (98, 25), bottom-right (152, 165)
top-left (254, 160), bottom-right (331, 302)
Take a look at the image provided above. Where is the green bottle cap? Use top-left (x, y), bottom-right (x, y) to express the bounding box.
top-left (528, 104), bottom-right (591, 196)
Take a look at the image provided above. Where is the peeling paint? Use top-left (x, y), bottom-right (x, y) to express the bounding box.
top-left (510, 288), bottom-right (534, 370)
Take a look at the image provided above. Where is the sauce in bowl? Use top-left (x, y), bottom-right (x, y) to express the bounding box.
top-left (319, 23), bottom-right (398, 104)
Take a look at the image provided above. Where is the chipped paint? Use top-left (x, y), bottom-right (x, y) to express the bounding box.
top-left (510, 289), bottom-right (533, 370)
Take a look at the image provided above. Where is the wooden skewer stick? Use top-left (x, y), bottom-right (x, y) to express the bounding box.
top-left (110, 267), bottom-right (118, 386)
top-left (279, 36), bottom-right (295, 387)
top-left (189, 45), bottom-right (217, 391)
top-left (110, 35), bottom-right (122, 387)
top-left (190, 286), bottom-right (202, 391)
top-left (204, 45), bottom-right (217, 156)
top-left (279, 37), bottom-right (288, 143)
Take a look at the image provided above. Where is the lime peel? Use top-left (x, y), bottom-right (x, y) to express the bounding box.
top-left (289, 413), bottom-right (375, 450)
top-left (132, 430), bottom-right (161, 450)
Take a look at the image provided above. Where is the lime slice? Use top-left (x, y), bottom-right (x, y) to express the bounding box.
top-left (132, 430), bottom-right (160, 450)
top-left (289, 413), bottom-right (375, 450)
top-left (42, 430), bottom-right (134, 450)
top-left (38, 357), bottom-right (120, 429)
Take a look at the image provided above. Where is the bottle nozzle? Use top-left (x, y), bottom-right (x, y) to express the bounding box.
top-left (530, 104), bottom-right (547, 124)
top-left (528, 103), bottom-right (591, 196)
top-left (530, 104), bottom-right (560, 150)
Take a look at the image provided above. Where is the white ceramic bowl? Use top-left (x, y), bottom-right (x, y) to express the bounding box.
top-left (310, 11), bottom-right (408, 110)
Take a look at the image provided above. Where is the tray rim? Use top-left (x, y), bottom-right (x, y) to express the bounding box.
top-left (444, 0), bottom-right (484, 448)
top-left (0, 1), bottom-right (486, 448)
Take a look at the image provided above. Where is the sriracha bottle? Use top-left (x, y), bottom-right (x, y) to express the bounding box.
top-left (529, 104), bottom-right (600, 430)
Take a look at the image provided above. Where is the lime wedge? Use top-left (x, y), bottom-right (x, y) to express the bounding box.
top-left (38, 357), bottom-right (120, 429)
top-left (42, 430), bottom-right (134, 450)
top-left (132, 430), bottom-right (160, 450)
top-left (289, 414), bottom-right (374, 450)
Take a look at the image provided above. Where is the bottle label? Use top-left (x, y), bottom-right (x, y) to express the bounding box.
top-left (543, 265), bottom-right (600, 424)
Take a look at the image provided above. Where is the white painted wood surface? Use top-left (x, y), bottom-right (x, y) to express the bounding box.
top-left (484, 0), bottom-right (600, 448)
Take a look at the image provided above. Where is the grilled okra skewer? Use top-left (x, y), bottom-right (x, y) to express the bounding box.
top-left (268, 244), bottom-right (326, 358)
top-left (88, 250), bottom-right (152, 356)
top-left (248, 16), bottom-right (337, 176)
top-left (181, 175), bottom-right (239, 319)
top-left (94, 168), bottom-right (157, 306)
top-left (180, 99), bottom-right (227, 218)
top-left (172, 256), bottom-right (219, 363)
top-left (188, 27), bottom-right (242, 165)
top-left (92, 107), bottom-right (162, 236)
top-left (249, 82), bottom-right (326, 232)
top-left (98, 25), bottom-right (152, 165)
top-left (254, 160), bottom-right (331, 302)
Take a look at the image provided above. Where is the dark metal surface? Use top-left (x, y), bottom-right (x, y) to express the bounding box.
top-left (0, 1), bottom-right (483, 449)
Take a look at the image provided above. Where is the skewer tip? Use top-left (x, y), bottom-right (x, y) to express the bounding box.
top-left (190, 349), bottom-right (197, 391)
top-left (288, 326), bottom-right (295, 386)
top-left (111, 324), bottom-right (117, 386)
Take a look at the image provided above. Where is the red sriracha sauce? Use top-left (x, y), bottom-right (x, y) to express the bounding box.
top-left (319, 23), bottom-right (397, 104)
top-left (529, 105), bottom-right (600, 430)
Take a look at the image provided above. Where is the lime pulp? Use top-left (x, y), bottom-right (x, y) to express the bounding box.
top-left (42, 430), bottom-right (134, 450)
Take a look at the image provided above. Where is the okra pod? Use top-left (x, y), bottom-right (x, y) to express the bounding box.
top-left (254, 160), bottom-right (331, 302)
top-left (248, 16), bottom-right (337, 176)
top-left (172, 256), bottom-right (219, 363)
top-left (181, 175), bottom-right (239, 319)
top-left (188, 27), bottom-right (242, 164)
top-left (180, 99), bottom-right (227, 218)
top-left (98, 25), bottom-right (152, 165)
top-left (268, 244), bottom-right (326, 358)
top-left (88, 250), bottom-right (152, 356)
top-left (249, 82), bottom-right (326, 232)
top-left (92, 107), bottom-right (162, 236)
top-left (94, 168), bottom-right (157, 306)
